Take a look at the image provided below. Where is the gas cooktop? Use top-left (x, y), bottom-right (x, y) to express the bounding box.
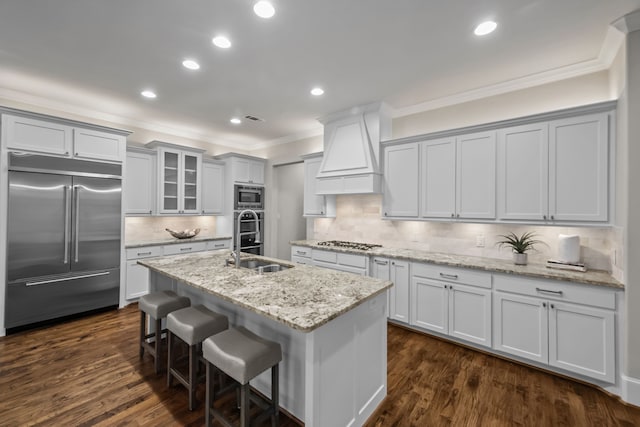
top-left (316, 240), bottom-right (382, 251)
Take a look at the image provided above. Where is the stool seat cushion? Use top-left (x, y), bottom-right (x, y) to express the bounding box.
top-left (139, 291), bottom-right (190, 319)
top-left (167, 305), bottom-right (229, 346)
top-left (203, 326), bottom-right (282, 385)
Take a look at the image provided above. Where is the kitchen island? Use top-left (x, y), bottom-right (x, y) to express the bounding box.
top-left (138, 250), bottom-right (392, 427)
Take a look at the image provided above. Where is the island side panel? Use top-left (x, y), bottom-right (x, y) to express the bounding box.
top-left (149, 270), bottom-right (307, 421)
top-left (305, 292), bottom-right (388, 427)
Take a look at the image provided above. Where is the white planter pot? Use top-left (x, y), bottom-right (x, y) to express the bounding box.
top-left (513, 253), bottom-right (528, 265)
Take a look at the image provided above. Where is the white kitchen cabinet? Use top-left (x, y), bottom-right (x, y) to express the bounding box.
top-left (493, 274), bottom-right (616, 382)
top-left (125, 147), bottom-right (156, 215)
top-left (497, 123), bottom-right (549, 220)
top-left (411, 263), bottom-right (492, 347)
top-left (311, 249), bottom-right (368, 276)
top-left (302, 153), bottom-right (336, 217)
top-left (456, 131), bottom-right (496, 219)
top-left (207, 239), bottom-right (231, 250)
top-left (231, 156), bottom-right (265, 185)
top-left (382, 142), bottom-right (419, 218)
top-left (291, 245), bottom-right (313, 265)
top-left (201, 159), bottom-right (225, 215)
top-left (2, 113), bottom-right (127, 162)
top-left (371, 258), bottom-right (410, 323)
top-left (549, 113), bottom-right (609, 222)
top-left (125, 246), bottom-right (163, 300)
top-left (421, 137), bottom-right (456, 218)
top-left (147, 142), bottom-right (204, 215)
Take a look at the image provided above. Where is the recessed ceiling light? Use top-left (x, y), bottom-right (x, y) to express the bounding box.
top-left (230, 117), bottom-right (242, 124)
top-left (310, 87), bottom-right (324, 96)
top-left (182, 59), bottom-right (200, 70)
top-left (474, 21), bottom-right (497, 36)
top-left (212, 35), bottom-right (232, 49)
top-left (254, 1), bottom-right (275, 19)
top-left (141, 90), bottom-right (157, 99)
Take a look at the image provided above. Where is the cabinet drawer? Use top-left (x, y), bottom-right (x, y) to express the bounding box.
top-left (312, 249), bottom-right (337, 263)
top-left (126, 246), bottom-right (163, 260)
top-left (163, 241), bottom-right (207, 255)
top-left (412, 262), bottom-right (492, 289)
top-left (291, 246), bottom-right (312, 258)
top-left (207, 240), bottom-right (230, 250)
top-left (337, 252), bottom-right (367, 269)
top-left (291, 255), bottom-right (312, 265)
top-left (493, 274), bottom-right (616, 309)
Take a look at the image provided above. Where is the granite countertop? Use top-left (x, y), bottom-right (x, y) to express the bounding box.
top-left (291, 240), bottom-right (623, 289)
top-left (138, 251), bottom-right (393, 332)
top-left (125, 235), bottom-right (232, 249)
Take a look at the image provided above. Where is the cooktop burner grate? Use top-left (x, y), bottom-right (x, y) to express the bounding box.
top-left (317, 240), bottom-right (382, 251)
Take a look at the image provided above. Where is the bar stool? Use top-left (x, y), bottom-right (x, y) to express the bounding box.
top-left (139, 290), bottom-right (190, 373)
top-left (203, 326), bottom-right (282, 427)
top-left (167, 305), bottom-right (229, 410)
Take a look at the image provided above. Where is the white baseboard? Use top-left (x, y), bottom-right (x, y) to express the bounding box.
top-left (621, 374), bottom-right (640, 407)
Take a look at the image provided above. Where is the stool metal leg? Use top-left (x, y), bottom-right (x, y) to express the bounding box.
top-left (167, 331), bottom-right (173, 387)
top-left (272, 364), bottom-right (279, 426)
top-left (189, 344), bottom-right (197, 410)
top-left (205, 362), bottom-right (214, 427)
top-left (139, 311), bottom-right (146, 358)
top-left (154, 317), bottom-right (162, 374)
top-left (240, 382), bottom-right (250, 427)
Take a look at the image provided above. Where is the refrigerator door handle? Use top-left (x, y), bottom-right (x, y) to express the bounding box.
top-left (26, 271), bottom-right (110, 286)
top-left (74, 185), bottom-right (80, 263)
top-left (63, 185), bottom-right (71, 264)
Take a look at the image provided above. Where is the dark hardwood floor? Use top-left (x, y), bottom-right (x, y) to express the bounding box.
top-left (0, 304), bottom-right (638, 426)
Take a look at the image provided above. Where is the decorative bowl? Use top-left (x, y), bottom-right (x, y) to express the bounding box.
top-left (166, 228), bottom-right (200, 239)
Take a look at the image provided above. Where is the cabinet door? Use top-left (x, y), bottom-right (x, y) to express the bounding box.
top-left (456, 131), bottom-right (496, 219)
top-left (548, 302), bottom-right (615, 382)
top-left (182, 153), bottom-right (201, 214)
top-left (493, 292), bottom-right (548, 364)
top-left (159, 149), bottom-right (181, 214)
top-left (126, 260), bottom-right (150, 300)
top-left (411, 277), bottom-right (447, 333)
top-left (421, 138), bottom-right (456, 218)
top-left (73, 128), bottom-right (125, 163)
top-left (448, 284), bottom-right (492, 347)
top-left (249, 160), bottom-right (265, 185)
top-left (125, 151), bottom-right (155, 215)
top-left (498, 123), bottom-right (548, 221)
top-left (371, 258), bottom-right (391, 318)
top-left (549, 113), bottom-right (608, 222)
top-left (3, 114), bottom-right (72, 156)
top-left (389, 260), bottom-right (410, 323)
top-left (202, 162), bottom-right (224, 214)
top-left (382, 143), bottom-right (419, 217)
top-left (304, 157), bottom-right (326, 216)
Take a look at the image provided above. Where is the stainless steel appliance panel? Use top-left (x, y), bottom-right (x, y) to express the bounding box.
top-left (234, 185), bottom-right (264, 210)
top-left (71, 177), bottom-right (121, 271)
top-left (7, 171), bottom-right (72, 281)
top-left (5, 268), bottom-right (120, 329)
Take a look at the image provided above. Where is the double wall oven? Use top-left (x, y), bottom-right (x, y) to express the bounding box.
top-left (234, 184), bottom-right (265, 255)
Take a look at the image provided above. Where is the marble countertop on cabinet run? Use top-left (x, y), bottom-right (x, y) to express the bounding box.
top-left (290, 240), bottom-right (623, 289)
top-left (125, 235), bottom-right (232, 249)
top-left (138, 251), bottom-right (393, 332)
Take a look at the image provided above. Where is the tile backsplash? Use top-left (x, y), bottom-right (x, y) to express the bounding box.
top-left (125, 216), bottom-right (218, 243)
top-left (312, 195), bottom-right (621, 274)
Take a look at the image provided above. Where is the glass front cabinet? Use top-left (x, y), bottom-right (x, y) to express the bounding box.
top-left (147, 141), bottom-right (204, 214)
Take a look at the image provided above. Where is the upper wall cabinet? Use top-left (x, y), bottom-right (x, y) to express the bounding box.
top-left (382, 142), bottom-right (419, 217)
top-left (302, 152), bottom-right (336, 217)
top-left (201, 158), bottom-right (225, 215)
top-left (456, 131), bottom-right (496, 219)
top-left (216, 153), bottom-right (265, 185)
top-left (125, 147), bottom-right (156, 215)
top-left (2, 113), bottom-right (127, 163)
top-left (421, 137), bottom-right (456, 218)
top-left (498, 112), bottom-right (609, 222)
top-left (146, 141), bottom-right (205, 215)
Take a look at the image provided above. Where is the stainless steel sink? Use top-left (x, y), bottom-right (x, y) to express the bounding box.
top-left (237, 259), bottom-right (293, 273)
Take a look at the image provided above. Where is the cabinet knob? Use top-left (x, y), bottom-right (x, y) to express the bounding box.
top-left (550, 215), bottom-right (555, 220)
top-left (149, 210), bottom-right (152, 214)
top-left (320, 211), bottom-right (324, 215)
top-left (451, 213), bottom-right (454, 218)
top-left (543, 302), bottom-right (547, 308)
top-left (384, 212), bottom-right (388, 216)
top-left (65, 151), bottom-right (69, 155)
top-left (456, 213), bottom-right (460, 218)
top-left (550, 304), bottom-right (555, 309)
top-left (543, 215), bottom-right (547, 220)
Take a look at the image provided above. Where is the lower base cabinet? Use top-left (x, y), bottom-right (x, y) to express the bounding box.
top-left (411, 276), bottom-right (492, 347)
top-left (371, 258), bottom-right (410, 323)
top-left (493, 275), bottom-right (616, 383)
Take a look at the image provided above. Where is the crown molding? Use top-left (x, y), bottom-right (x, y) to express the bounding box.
top-left (613, 9), bottom-right (640, 34)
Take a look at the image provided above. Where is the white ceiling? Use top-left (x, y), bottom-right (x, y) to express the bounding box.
top-left (1, 0), bottom-right (639, 150)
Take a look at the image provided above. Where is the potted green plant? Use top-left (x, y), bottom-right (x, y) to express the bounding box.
top-left (496, 231), bottom-right (545, 265)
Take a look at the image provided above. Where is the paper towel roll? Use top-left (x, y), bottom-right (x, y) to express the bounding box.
top-left (558, 234), bottom-right (580, 263)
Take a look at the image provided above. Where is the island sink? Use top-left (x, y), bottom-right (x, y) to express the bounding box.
top-left (236, 258), bottom-right (293, 273)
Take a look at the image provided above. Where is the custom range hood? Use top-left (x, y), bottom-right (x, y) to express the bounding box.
top-left (315, 102), bottom-right (391, 194)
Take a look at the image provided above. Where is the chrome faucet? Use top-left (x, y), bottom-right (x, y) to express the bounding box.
top-left (234, 209), bottom-right (261, 268)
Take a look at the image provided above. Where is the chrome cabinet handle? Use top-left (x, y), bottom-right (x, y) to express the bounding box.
top-left (180, 247), bottom-right (192, 251)
top-left (440, 273), bottom-right (459, 280)
top-left (374, 260), bottom-right (388, 265)
top-left (137, 251), bottom-right (152, 256)
top-left (536, 287), bottom-right (563, 295)
top-left (63, 185), bottom-right (70, 264)
top-left (296, 250), bottom-right (307, 255)
top-left (74, 185), bottom-right (80, 263)
top-left (214, 243), bottom-right (225, 248)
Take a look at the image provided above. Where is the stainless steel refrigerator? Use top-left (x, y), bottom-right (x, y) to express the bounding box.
top-left (6, 153), bottom-right (122, 330)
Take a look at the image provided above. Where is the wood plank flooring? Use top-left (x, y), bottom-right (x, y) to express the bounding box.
top-left (0, 305), bottom-right (638, 426)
